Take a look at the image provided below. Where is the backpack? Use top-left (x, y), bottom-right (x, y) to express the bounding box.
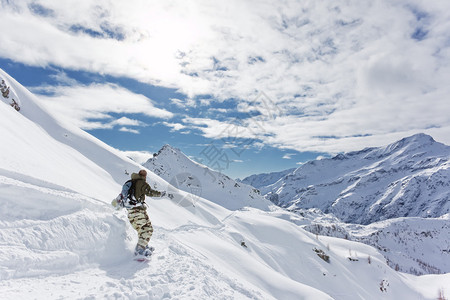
top-left (123, 178), bottom-right (143, 206)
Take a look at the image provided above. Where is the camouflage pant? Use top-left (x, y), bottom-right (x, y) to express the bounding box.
top-left (127, 207), bottom-right (153, 248)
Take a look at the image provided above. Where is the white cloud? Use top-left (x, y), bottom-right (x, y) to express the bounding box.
top-left (282, 153), bottom-right (295, 159)
top-left (112, 117), bottom-right (147, 127)
top-left (170, 98), bottom-right (196, 108)
top-left (1, 0), bottom-right (450, 151)
top-left (163, 122), bottom-right (186, 132)
top-left (222, 144), bottom-right (238, 149)
top-left (36, 83), bottom-right (172, 129)
top-left (182, 117), bottom-right (257, 140)
top-left (49, 70), bottom-right (78, 86)
top-left (169, 98), bottom-right (184, 108)
top-left (209, 108), bottom-right (228, 113)
top-left (119, 127), bottom-right (140, 134)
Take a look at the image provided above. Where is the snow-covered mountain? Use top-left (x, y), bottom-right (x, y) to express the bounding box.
top-left (253, 133), bottom-right (450, 225)
top-left (1, 68), bottom-right (449, 299)
top-left (239, 167), bottom-right (296, 190)
top-left (242, 134), bottom-right (450, 275)
top-left (143, 144), bottom-right (271, 211)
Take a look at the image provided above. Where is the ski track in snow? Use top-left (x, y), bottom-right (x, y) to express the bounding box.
top-left (0, 234), bottom-right (264, 300)
top-left (0, 177), bottom-right (264, 300)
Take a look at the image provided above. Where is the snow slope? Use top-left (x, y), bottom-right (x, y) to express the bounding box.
top-left (0, 69), bottom-right (449, 299)
top-left (3, 173), bottom-right (445, 300)
top-left (239, 168), bottom-right (296, 190)
top-left (299, 211), bottom-right (450, 275)
top-left (143, 144), bottom-right (271, 211)
top-left (0, 69), bottom-right (147, 200)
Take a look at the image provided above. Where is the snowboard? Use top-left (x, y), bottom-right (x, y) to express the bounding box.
top-left (134, 249), bottom-right (154, 262)
top-left (134, 256), bottom-right (151, 262)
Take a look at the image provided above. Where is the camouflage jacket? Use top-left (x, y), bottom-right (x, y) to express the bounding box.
top-left (121, 173), bottom-right (162, 208)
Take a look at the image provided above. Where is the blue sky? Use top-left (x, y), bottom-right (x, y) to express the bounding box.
top-left (1, 0), bottom-right (450, 179)
top-left (0, 57), bottom-right (322, 179)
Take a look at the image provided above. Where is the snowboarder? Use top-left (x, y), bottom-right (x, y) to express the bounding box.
top-left (112, 169), bottom-right (166, 258)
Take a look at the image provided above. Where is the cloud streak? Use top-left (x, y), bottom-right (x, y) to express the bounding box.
top-left (35, 83), bottom-right (172, 130)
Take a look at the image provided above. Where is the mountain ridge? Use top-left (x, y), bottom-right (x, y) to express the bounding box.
top-left (244, 133), bottom-right (449, 224)
top-left (143, 144), bottom-right (271, 211)
top-left (241, 133), bottom-right (450, 274)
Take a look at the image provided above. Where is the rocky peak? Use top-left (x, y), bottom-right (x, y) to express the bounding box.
top-left (153, 144), bottom-right (181, 158)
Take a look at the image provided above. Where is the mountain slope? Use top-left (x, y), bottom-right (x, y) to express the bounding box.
top-left (0, 68), bottom-right (146, 200)
top-left (2, 172), bottom-right (439, 300)
top-left (143, 144), bottom-right (271, 211)
top-left (257, 133), bottom-right (450, 225)
top-left (239, 167), bottom-right (296, 189)
top-left (242, 134), bottom-right (450, 275)
top-left (0, 69), bottom-right (448, 299)
top-left (300, 212), bottom-right (450, 275)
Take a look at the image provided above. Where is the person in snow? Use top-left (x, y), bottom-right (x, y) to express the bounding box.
top-left (112, 169), bottom-right (166, 257)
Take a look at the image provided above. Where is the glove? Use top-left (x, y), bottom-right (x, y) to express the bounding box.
top-left (111, 194), bottom-right (124, 209)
